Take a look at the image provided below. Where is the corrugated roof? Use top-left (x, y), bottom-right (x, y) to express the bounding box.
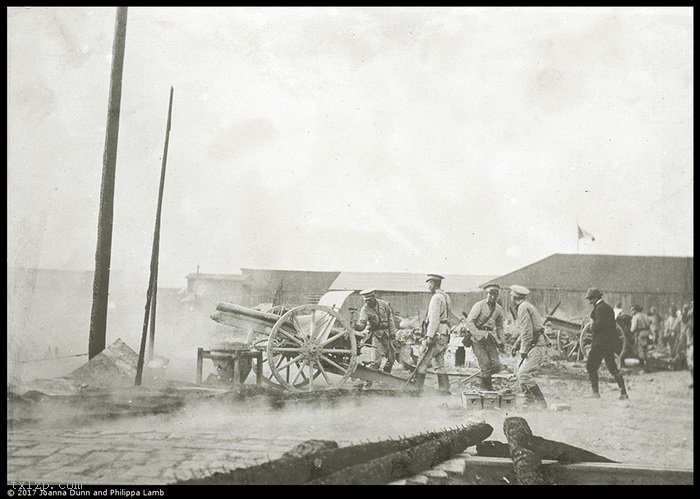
top-left (329, 272), bottom-right (497, 293)
top-left (482, 254), bottom-right (693, 293)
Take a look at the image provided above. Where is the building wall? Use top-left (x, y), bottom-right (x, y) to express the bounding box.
top-left (356, 291), bottom-right (487, 322)
top-left (501, 288), bottom-right (695, 321)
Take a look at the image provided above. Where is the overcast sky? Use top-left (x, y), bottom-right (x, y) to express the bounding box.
top-left (7, 7), bottom-right (693, 288)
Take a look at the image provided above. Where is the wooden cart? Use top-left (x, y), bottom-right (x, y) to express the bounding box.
top-left (545, 315), bottom-right (626, 365)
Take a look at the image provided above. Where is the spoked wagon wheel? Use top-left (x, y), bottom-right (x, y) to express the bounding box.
top-left (579, 321), bottom-right (626, 369)
top-left (556, 328), bottom-right (585, 362)
top-left (267, 304), bottom-right (358, 392)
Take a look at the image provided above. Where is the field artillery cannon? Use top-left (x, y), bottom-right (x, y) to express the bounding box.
top-left (200, 292), bottom-right (430, 393)
top-left (545, 315), bottom-right (626, 366)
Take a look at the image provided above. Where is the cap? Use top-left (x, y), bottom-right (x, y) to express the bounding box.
top-left (510, 284), bottom-right (530, 297)
top-left (483, 284), bottom-right (501, 292)
top-left (585, 287), bottom-right (602, 300)
top-left (359, 289), bottom-right (376, 298)
top-left (426, 274), bottom-right (445, 282)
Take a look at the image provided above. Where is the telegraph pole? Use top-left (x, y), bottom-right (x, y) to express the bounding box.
top-left (88, 7), bottom-right (128, 359)
top-left (136, 86), bottom-right (174, 386)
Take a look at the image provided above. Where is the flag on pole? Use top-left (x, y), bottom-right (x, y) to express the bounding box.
top-left (577, 224), bottom-right (595, 241)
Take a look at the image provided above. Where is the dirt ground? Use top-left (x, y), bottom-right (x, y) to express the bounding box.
top-left (8, 357), bottom-right (694, 484)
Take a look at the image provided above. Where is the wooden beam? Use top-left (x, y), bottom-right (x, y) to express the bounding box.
top-left (451, 455), bottom-right (693, 485)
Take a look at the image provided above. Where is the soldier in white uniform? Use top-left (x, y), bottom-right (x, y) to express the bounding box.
top-left (414, 274), bottom-right (452, 394)
top-left (510, 285), bottom-right (548, 408)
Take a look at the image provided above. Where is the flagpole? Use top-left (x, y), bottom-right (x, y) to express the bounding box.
top-left (576, 214), bottom-right (579, 254)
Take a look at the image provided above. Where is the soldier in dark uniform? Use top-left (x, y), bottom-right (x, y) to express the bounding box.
top-left (585, 288), bottom-right (628, 400)
top-left (354, 289), bottom-right (396, 374)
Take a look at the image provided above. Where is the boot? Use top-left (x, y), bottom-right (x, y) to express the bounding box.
top-left (437, 374), bottom-right (451, 395)
top-left (521, 385), bottom-right (536, 408)
top-left (413, 372), bottom-right (426, 393)
top-left (587, 376), bottom-right (601, 398)
top-left (615, 374), bottom-right (629, 400)
top-left (382, 361), bottom-right (393, 374)
top-left (483, 376), bottom-right (494, 391)
top-left (529, 384), bottom-right (547, 409)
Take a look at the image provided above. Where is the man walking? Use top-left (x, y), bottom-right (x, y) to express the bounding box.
top-left (510, 285), bottom-right (548, 408)
top-left (354, 289), bottom-right (397, 375)
top-left (585, 288), bottom-right (629, 400)
top-left (466, 283), bottom-right (505, 391)
top-left (414, 274), bottom-right (452, 394)
top-left (630, 305), bottom-right (652, 371)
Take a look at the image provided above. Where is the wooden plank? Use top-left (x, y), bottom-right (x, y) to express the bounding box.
top-left (545, 462), bottom-right (694, 485)
top-left (456, 456), bottom-right (693, 485)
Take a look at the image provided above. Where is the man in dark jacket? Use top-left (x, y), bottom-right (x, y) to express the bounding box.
top-left (585, 288), bottom-right (629, 400)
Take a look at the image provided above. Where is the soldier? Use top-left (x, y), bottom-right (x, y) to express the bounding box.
top-left (466, 283), bottom-right (505, 391)
top-left (414, 274), bottom-right (452, 394)
top-left (648, 306), bottom-right (662, 345)
top-left (354, 289), bottom-right (397, 375)
top-left (585, 287), bottom-right (629, 400)
top-left (630, 304), bottom-right (652, 371)
top-left (509, 285), bottom-right (548, 408)
top-left (685, 301), bottom-right (693, 387)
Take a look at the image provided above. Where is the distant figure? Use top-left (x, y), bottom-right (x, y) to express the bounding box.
top-left (614, 302), bottom-right (623, 319)
top-left (585, 288), bottom-right (628, 400)
top-left (648, 306), bottom-right (662, 346)
top-left (630, 305), bottom-right (652, 371)
top-left (414, 274), bottom-right (452, 395)
top-left (465, 283), bottom-right (505, 391)
top-left (685, 301), bottom-right (694, 387)
top-left (354, 289), bottom-right (397, 375)
top-left (510, 285), bottom-right (548, 409)
top-left (673, 303), bottom-right (692, 370)
top-left (616, 309), bottom-right (633, 363)
top-left (663, 305), bottom-right (682, 352)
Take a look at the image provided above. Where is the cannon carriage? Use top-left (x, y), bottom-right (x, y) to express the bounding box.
top-left (545, 315), bottom-right (626, 367)
top-left (198, 291), bottom-right (427, 392)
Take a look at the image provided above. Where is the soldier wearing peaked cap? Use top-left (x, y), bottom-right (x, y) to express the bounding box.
top-left (465, 283), bottom-right (505, 391)
top-left (413, 274), bottom-right (452, 394)
top-left (354, 289), bottom-right (396, 377)
top-left (509, 285), bottom-right (548, 408)
top-left (585, 287), bottom-right (628, 399)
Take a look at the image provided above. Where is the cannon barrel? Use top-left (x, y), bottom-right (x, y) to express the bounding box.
top-left (216, 301), bottom-right (282, 324)
top-left (544, 315), bottom-right (584, 332)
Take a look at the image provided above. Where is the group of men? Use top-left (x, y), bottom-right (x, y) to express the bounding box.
top-left (352, 274), bottom-right (686, 403)
top-left (614, 301), bottom-right (694, 376)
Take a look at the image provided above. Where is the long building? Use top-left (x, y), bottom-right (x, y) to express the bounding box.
top-left (481, 254), bottom-right (694, 319)
top-left (328, 272), bottom-right (496, 320)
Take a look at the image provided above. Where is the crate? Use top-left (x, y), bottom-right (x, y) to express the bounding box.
top-left (481, 391), bottom-right (500, 409)
top-left (500, 393), bottom-right (516, 409)
top-left (461, 391), bottom-right (482, 410)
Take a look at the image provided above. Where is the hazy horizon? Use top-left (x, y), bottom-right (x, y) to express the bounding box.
top-left (8, 7), bottom-right (693, 289)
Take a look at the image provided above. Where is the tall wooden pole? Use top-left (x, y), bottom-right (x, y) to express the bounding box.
top-left (136, 86), bottom-right (174, 386)
top-left (88, 7), bottom-right (128, 359)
